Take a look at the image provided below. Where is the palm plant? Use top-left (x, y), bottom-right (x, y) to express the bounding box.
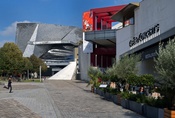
top-left (87, 66), bottom-right (102, 88)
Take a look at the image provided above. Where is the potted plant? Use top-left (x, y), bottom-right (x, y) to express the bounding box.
top-left (128, 93), bottom-right (146, 115)
top-left (120, 91), bottom-right (130, 109)
top-left (87, 66), bottom-right (102, 92)
top-left (143, 97), bottom-right (166, 118)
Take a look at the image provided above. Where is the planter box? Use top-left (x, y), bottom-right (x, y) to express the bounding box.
top-left (96, 88), bottom-right (100, 95)
top-left (94, 87), bottom-right (97, 94)
top-left (112, 95), bottom-right (118, 104)
top-left (143, 104), bottom-right (164, 118)
top-left (164, 108), bottom-right (175, 118)
top-left (99, 90), bottom-right (105, 96)
top-left (117, 94), bottom-right (121, 105)
top-left (129, 100), bottom-right (144, 114)
top-left (96, 89), bottom-right (104, 96)
top-left (104, 92), bottom-right (111, 100)
top-left (121, 99), bottom-right (129, 109)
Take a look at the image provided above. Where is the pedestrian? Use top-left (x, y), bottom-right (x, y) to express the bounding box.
top-left (3, 77), bottom-right (13, 93)
top-left (139, 86), bottom-right (144, 95)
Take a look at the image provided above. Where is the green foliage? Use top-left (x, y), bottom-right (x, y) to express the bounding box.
top-left (120, 91), bottom-right (130, 99)
top-left (145, 97), bottom-right (166, 108)
top-left (0, 43), bottom-right (47, 78)
top-left (154, 38), bottom-right (175, 107)
top-left (29, 54), bottom-right (47, 73)
top-left (0, 42), bottom-right (24, 75)
top-left (115, 54), bottom-right (140, 82)
top-left (106, 65), bottom-right (118, 82)
top-left (87, 66), bottom-right (102, 87)
top-left (127, 74), bottom-right (139, 86)
top-left (107, 88), bottom-right (118, 95)
top-left (100, 73), bottom-right (110, 82)
top-left (155, 39), bottom-right (175, 87)
top-left (128, 94), bottom-right (147, 103)
top-left (128, 74), bottom-right (154, 87)
top-left (22, 57), bottom-right (33, 72)
top-left (104, 54), bottom-right (140, 84)
top-left (140, 74), bottom-right (154, 86)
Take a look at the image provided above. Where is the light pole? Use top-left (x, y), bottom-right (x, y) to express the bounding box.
top-left (39, 65), bottom-right (41, 82)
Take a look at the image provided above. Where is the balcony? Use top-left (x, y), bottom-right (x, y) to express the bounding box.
top-left (85, 29), bottom-right (117, 46)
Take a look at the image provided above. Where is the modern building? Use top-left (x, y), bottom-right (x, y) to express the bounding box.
top-left (82, 5), bottom-right (126, 68)
top-left (81, 0), bottom-right (175, 80)
top-left (79, 5), bottom-right (127, 81)
top-left (16, 23), bottom-right (82, 76)
top-left (112, 0), bottom-right (175, 76)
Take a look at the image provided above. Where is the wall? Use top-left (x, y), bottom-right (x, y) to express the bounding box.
top-left (135, 0), bottom-right (175, 39)
top-left (116, 0), bottom-right (175, 76)
top-left (117, 0), bottom-right (175, 57)
top-left (78, 45), bottom-right (91, 81)
top-left (116, 25), bottom-right (134, 60)
top-left (137, 59), bottom-right (156, 76)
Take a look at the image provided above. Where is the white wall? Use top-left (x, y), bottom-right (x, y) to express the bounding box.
top-left (78, 44), bottom-right (91, 81)
top-left (135, 0), bottom-right (175, 38)
top-left (116, 25), bottom-right (134, 60)
top-left (116, 0), bottom-right (175, 76)
top-left (117, 0), bottom-right (175, 57)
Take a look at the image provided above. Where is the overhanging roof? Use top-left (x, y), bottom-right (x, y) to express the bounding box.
top-left (111, 3), bottom-right (139, 22)
top-left (85, 29), bottom-right (117, 47)
top-left (90, 5), bottom-right (126, 22)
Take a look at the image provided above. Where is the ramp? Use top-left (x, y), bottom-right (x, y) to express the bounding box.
top-left (48, 61), bottom-right (76, 80)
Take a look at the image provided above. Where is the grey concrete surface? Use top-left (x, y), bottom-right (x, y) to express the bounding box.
top-left (0, 80), bottom-right (145, 118)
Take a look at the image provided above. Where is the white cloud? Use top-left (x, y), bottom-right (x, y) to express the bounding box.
top-left (0, 20), bottom-right (31, 36)
top-left (0, 20), bottom-right (31, 47)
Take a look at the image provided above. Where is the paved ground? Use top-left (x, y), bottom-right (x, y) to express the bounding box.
top-left (0, 80), bottom-right (145, 118)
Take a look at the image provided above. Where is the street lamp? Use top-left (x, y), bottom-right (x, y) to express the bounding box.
top-left (39, 65), bottom-right (41, 82)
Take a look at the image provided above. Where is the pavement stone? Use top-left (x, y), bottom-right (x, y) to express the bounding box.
top-left (0, 80), bottom-right (145, 118)
top-left (45, 80), bottom-right (145, 118)
top-left (0, 99), bottom-right (41, 118)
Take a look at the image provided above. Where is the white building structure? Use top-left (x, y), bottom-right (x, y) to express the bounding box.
top-left (81, 0), bottom-right (175, 81)
top-left (112, 0), bottom-right (175, 76)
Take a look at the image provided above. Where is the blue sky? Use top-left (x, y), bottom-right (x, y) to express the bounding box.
top-left (0, 0), bottom-right (141, 47)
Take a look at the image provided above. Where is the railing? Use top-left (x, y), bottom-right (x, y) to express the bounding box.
top-left (85, 29), bottom-right (117, 40)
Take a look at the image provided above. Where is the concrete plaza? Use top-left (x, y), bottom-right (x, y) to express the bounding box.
top-left (0, 80), bottom-right (144, 118)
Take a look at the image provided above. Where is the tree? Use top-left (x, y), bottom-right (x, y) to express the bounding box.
top-left (0, 42), bottom-right (24, 76)
top-left (22, 57), bottom-right (33, 71)
top-left (115, 54), bottom-right (140, 83)
top-left (29, 54), bottom-right (47, 73)
top-left (105, 54), bottom-right (140, 91)
top-left (154, 38), bottom-right (175, 108)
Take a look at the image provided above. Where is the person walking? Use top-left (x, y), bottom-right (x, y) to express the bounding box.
top-left (4, 77), bottom-right (13, 93)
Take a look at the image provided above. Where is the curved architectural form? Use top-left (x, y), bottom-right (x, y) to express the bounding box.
top-left (16, 23), bottom-right (82, 75)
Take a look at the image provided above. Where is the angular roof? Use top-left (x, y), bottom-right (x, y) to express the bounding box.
top-left (111, 3), bottom-right (139, 22)
top-left (90, 5), bottom-right (126, 22)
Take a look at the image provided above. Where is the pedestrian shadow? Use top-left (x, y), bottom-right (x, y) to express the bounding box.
top-left (74, 81), bottom-right (87, 83)
top-left (83, 89), bottom-right (92, 93)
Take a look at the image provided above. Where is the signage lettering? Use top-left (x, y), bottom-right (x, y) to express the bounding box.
top-left (129, 24), bottom-right (160, 48)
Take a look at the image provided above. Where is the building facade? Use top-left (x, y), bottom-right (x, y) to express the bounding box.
top-left (82, 0), bottom-right (175, 80)
top-left (16, 23), bottom-right (82, 76)
top-left (113, 0), bottom-right (175, 76)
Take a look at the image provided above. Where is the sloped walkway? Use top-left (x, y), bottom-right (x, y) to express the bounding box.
top-left (48, 61), bottom-right (76, 80)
